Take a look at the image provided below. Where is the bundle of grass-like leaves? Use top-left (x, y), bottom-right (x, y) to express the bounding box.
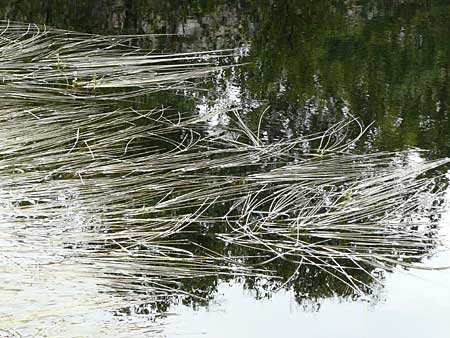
top-left (1, 21), bottom-right (449, 338)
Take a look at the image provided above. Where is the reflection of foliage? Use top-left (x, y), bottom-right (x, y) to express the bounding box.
top-left (1, 2), bottom-right (450, 336)
top-left (236, 1), bottom-right (450, 157)
top-left (2, 1), bottom-right (449, 155)
top-left (4, 97), bottom-right (445, 304)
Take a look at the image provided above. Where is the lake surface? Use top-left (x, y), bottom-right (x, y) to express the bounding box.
top-left (1, 1), bottom-right (450, 337)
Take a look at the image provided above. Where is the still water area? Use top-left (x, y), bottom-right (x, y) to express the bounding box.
top-left (1, 1), bottom-right (450, 337)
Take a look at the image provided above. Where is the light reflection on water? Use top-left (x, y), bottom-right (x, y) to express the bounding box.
top-left (163, 264), bottom-right (450, 338)
top-left (1, 141), bottom-right (447, 337)
top-left (163, 178), bottom-right (450, 338)
top-left (1, 1), bottom-right (450, 336)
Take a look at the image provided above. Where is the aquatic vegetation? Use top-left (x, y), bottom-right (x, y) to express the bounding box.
top-left (0, 21), bottom-right (228, 102)
top-left (0, 21), bottom-right (449, 337)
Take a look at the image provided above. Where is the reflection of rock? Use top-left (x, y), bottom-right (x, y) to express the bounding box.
top-left (111, 11), bottom-right (125, 30)
top-left (177, 18), bottom-right (202, 36)
top-left (88, 0), bottom-right (126, 32)
top-left (134, 4), bottom-right (248, 50)
top-left (110, 0), bottom-right (126, 31)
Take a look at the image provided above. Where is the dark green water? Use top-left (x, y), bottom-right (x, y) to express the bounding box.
top-left (1, 1), bottom-right (450, 337)
top-left (2, 0), bottom-right (450, 157)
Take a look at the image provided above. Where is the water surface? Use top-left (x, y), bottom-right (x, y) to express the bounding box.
top-left (1, 1), bottom-right (450, 337)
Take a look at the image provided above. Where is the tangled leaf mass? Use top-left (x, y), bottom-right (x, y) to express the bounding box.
top-left (0, 22), bottom-right (449, 337)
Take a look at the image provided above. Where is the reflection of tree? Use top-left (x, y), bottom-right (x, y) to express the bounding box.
top-left (1, 0), bottom-right (450, 328)
top-left (85, 145), bottom-right (444, 315)
top-left (2, 1), bottom-right (449, 156)
top-left (0, 0), bottom-right (127, 32)
top-left (236, 1), bottom-right (450, 157)
top-left (3, 102), bottom-right (444, 317)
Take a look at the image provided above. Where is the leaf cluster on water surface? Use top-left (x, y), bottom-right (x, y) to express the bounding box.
top-left (0, 21), bottom-right (449, 337)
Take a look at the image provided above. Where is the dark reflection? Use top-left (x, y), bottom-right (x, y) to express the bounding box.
top-left (2, 1), bottom-right (449, 155)
top-left (237, 1), bottom-right (450, 158)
